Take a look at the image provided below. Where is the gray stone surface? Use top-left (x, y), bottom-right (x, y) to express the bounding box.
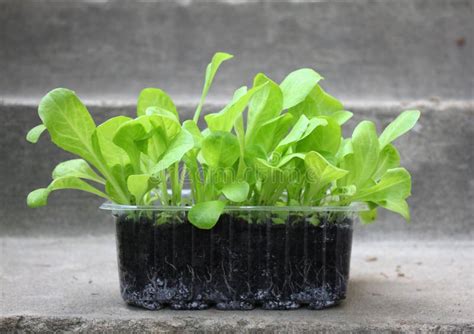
top-left (1, 237), bottom-right (472, 332)
top-left (1, 0), bottom-right (472, 102)
top-left (2, 100), bottom-right (473, 239)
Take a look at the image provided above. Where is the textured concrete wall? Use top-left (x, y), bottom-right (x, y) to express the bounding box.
top-left (0, 0), bottom-right (472, 101)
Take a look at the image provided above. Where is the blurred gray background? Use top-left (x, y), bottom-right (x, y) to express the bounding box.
top-left (0, 0), bottom-right (472, 239)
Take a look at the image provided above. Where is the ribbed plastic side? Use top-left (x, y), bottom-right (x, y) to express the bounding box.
top-left (114, 210), bottom-right (354, 310)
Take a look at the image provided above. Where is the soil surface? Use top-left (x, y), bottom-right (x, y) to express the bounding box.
top-left (115, 212), bottom-right (353, 310)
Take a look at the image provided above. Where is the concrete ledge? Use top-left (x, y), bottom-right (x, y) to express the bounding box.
top-left (2, 316), bottom-right (471, 333)
top-left (1, 237), bottom-right (473, 332)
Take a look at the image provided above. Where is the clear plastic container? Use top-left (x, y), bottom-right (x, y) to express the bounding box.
top-left (101, 203), bottom-right (368, 310)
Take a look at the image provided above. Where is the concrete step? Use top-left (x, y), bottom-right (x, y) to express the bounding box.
top-left (1, 0), bottom-right (472, 101)
top-left (1, 237), bottom-right (472, 332)
top-left (1, 99), bottom-right (472, 239)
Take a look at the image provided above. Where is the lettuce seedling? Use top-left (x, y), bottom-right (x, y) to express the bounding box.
top-left (27, 52), bottom-right (420, 228)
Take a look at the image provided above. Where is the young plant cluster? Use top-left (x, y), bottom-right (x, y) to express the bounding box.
top-left (27, 52), bottom-right (420, 228)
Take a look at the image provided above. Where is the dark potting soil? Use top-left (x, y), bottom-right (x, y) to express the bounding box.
top-left (115, 211), bottom-right (353, 310)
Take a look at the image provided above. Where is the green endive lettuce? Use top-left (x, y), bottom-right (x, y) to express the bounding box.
top-left (27, 52), bottom-right (420, 228)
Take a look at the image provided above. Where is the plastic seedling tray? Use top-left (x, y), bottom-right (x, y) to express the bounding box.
top-left (101, 202), bottom-right (367, 310)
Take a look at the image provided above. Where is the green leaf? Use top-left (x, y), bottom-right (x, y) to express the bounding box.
top-left (222, 181), bottom-right (249, 202)
top-left (188, 200), bottom-right (226, 229)
top-left (277, 115), bottom-right (310, 149)
top-left (304, 151), bottom-right (348, 192)
top-left (148, 113), bottom-right (181, 138)
top-left (246, 73), bottom-right (283, 142)
top-left (36, 88), bottom-right (129, 203)
top-left (280, 68), bottom-right (323, 109)
top-left (205, 83), bottom-right (266, 132)
top-left (359, 208), bottom-right (378, 224)
top-left (26, 188), bottom-right (50, 208)
top-left (372, 144), bottom-right (400, 181)
top-left (49, 177), bottom-right (109, 198)
top-left (254, 159), bottom-right (287, 203)
top-left (336, 185), bottom-right (357, 197)
top-left (52, 159), bottom-right (105, 184)
top-left (183, 120), bottom-right (204, 148)
top-left (276, 116), bottom-right (327, 155)
top-left (353, 168), bottom-right (411, 202)
top-left (145, 106), bottom-right (178, 121)
top-left (130, 113), bottom-right (183, 164)
top-left (376, 198), bottom-right (410, 221)
top-left (234, 113), bottom-right (245, 150)
top-left (193, 52), bottom-right (234, 123)
top-left (231, 86), bottom-right (248, 101)
top-left (38, 88), bottom-right (97, 163)
top-left (27, 177), bottom-right (109, 208)
top-left (105, 164), bottom-right (133, 204)
top-left (127, 174), bottom-right (156, 205)
top-left (255, 158), bottom-right (282, 177)
top-left (310, 85), bottom-right (344, 116)
top-left (276, 153), bottom-right (305, 168)
top-left (296, 116), bottom-right (341, 155)
top-left (351, 121), bottom-right (380, 187)
top-left (201, 131), bottom-right (240, 168)
top-left (337, 154), bottom-right (355, 188)
top-left (336, 139), bottom-right (353, 161)
top-left (151, 129), bottom-right (194, 174)
top-left (252, 113), bottom-right (294, 153)
top-left (113, 119), bottom-right (149, 172)
top-left (95, 116), bottom-right (131, 167)
top-left (26, 124), bottom-right (46, 143)
top-left (234, 112), bottom-right (247, 179)
top-left (245, 144), bottom-right (267, 161)
top-left (287, 84), bottom-right (344, 120)
top-left (379, 110), bottom-right (420, 149)
top-left (331, 110), bottom-right (353, 125)
top-left (242, 144), bottom-right (267, 185)
top-left (137, 88), bottom-right (178, 119)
